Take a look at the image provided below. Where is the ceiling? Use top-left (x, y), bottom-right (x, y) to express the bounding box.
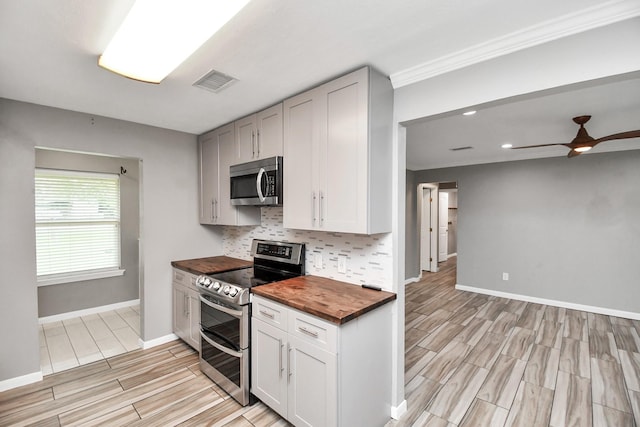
top-left (1, 0), bottom-right (639, 170)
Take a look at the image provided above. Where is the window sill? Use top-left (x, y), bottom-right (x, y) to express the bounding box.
top-left (37, 269), bottom-right (126, 287)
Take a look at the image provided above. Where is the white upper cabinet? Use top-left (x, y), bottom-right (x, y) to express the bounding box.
top-left (283, 67), bottom-right (393, 234)
top-left (198, 129), bottom-right (219, 225)
top-left (198, 124), bottom-right (260, 226)
top-left (236, 103), bottom-right (283, 163)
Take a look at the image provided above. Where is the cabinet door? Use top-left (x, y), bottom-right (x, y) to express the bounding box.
top-left (320, 69), bottom-right (368, 233)
top-left (198, 131), bottom-right (218, 224)
top-left (216, 123), bottom-right (238, 225)
top-left (172, 283), bottom-right (190, 343)
top-left (236, 114), bottom-right (256, 163)
top-left (187, 290), bottom-right (201, 351)
top-left (252, 318), bottom-right (288, 418)
top-left (256, 103), bottom-right (283, 159)
top-left (283, 89), bottom-right (319, 231)
top-left (288, 335), bottom-right (337, 427)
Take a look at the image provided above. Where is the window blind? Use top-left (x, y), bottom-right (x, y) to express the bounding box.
top-left (35, 169), bottom-right (121, 278)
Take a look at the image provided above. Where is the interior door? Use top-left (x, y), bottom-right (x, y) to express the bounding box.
top-left (438, 192), bottom-right (449, 262)
top-left (420, 184), bottom-right (438, 273)
top-left (420, 187), bottom-right (432, 271)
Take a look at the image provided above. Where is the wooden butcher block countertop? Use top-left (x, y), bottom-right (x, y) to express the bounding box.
top-left (171, 256), bottom-right (252, 276)
top-left (252, 275), bottom-right (396, 325)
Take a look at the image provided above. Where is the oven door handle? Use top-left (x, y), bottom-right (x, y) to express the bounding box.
top-left (199, 295), bottom-right (243, 318)
top-left (200, 330), bottom-right (242, 357)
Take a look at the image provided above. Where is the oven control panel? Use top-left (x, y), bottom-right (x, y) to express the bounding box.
top-left (251, 239), bottom-right (304, 265)
top-left (196, 275), bottom-right (246, 305)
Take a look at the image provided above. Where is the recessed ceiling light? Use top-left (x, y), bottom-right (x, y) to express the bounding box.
top-left (462, 110), bottom-right (476, 116)
top-left (501, 143), bottom-right (513, 149)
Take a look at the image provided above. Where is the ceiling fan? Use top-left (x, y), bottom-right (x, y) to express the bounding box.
top-left (510, 115), bottom-right (640, 158)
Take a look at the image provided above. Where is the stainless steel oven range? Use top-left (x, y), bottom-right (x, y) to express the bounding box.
top-left (195, 239), bottom-right (305, 406)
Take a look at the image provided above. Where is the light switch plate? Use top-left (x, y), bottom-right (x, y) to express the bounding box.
top-left (338, 256), bottom-right (347, 273)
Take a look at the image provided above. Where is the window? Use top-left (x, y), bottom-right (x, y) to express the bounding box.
top-left (35, 169), bottom-right (123, 285)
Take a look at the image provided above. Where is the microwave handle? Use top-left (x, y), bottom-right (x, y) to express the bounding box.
top-left (256, 167), bottom-right (266, 203)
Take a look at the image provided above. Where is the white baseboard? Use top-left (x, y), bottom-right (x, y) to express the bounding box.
top-left (455, 285), bottom-right (640, 320)
top-left (139, 333), bottom-right (180, 350)
top-left (0, 371), bottom-right (43, 392)
top-left (39, 299), bottom-right (140, 324)
top-left (405, 277), bottom-right (420, 285)
top-left (448, 252), bottom-right (458, 257)
top-left (391, 399), bottom-right (407, 419)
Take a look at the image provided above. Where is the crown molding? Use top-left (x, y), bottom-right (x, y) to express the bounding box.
top-left (390, 0), bottom-right (640, 89)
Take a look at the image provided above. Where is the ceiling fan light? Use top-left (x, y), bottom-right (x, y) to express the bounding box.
top-left (501, 143), bottom-right (513, 149)
top-left (98, 0), bottom-right (251, 84)
top-left (574, 146), bottom-right (592, 153)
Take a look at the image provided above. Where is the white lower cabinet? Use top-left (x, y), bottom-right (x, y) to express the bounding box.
top-left (251, 295), bottom-right (391, 427)
top-left (172, 269), bottom-right (200, 351)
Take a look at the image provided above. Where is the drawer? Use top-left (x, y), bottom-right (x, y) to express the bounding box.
top-left (252, 295), bottom-right (287, 330)
top-left (173, 268), bottom-right (196, 288)
top-left (289, 310), bottom-right (337, 353)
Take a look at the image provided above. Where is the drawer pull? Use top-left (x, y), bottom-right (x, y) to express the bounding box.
top-left (298, 326), bottom-right (319, 338)
top-left (259, 310), bottom-right (275, 319)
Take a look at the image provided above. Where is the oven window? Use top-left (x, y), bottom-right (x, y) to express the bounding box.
top-left (201, 333), bottom-right (241, 387)
top-left (200, 298), bottom-right (241, 350)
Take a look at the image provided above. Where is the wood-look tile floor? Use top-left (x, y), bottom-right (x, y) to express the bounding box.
top-left (388, 257), bottom-right (640, 427)
top-left (39, 306), bottom-right (140, 375)
top-left (5, 264), bottom-right (639, 426)
top-left (0, 340), bottom-right (289, 427)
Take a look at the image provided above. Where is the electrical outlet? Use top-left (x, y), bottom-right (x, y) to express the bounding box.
top-left (502, 272), bottom-right (509, 281)
top-left (338, 256), bottom-right (347, 273)
top-left (314, 253), bottom-right (323, 269)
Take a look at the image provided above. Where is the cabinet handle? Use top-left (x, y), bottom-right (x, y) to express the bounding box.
top-left (213, 199), bottom-right (218, 222)
top-left (211, 199), bottom-right (215, 222)
top-left (312, 192), bottom-right (317, 225)
top-left (185, 295), bottom-right (190, 317)
top-left (252, 131), bottom-right (256, 158)
top-left (279, 339), bottom-right (283, 377)
top-left (259, 309), bottom-right (274, 319)
top-left (256, 129), bottom-right (260, 157)
top-left (319, 191), bottom-right (324, 226)
top-left (298, 326), bottom-right (319, 338)
top-left (183, 294), bottom-right (188, 317)
top-left (287, 343), bottom-right (292, 383)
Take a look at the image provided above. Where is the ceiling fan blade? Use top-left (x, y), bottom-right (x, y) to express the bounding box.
top-left (510, 143), bottom-right (570, 150)
top-left (593, 130), bottom-right (640, 144)
top-left (567, 149), bottom-right (582, 158)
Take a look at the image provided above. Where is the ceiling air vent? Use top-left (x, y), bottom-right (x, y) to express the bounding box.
top-left (193, 69), bottom-right (237, 93)
top-left (450, 146), bottom-right (474, 151)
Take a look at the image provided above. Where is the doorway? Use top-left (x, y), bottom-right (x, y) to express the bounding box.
top-left (417, 182), bottom-right (457, 278)
top-left (35, 148), bottom-right (142, 374)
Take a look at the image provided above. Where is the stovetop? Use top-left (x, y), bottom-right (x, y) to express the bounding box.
top-left (195, 239), bottom-right (305, 306)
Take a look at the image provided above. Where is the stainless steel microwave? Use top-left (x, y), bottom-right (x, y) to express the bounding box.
top-left (230, 156), bottom-right (283, 206)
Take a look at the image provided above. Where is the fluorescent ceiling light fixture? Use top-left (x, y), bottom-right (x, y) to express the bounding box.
top-left (501, 143), bottom-right (513, 149)
top-left (462, 110), bottom-right (476, 116)
top-left (98, 0), bottom-right (251, 83)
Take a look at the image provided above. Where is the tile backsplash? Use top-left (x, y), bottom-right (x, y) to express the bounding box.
top-left (222, 207), bottom-right (393, 289)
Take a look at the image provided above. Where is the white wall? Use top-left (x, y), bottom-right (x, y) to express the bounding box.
top-left (0, 99), bottom-right (223, 385)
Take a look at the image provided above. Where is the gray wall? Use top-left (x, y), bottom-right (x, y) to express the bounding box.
top-left (35, 149), bottom-right (140, 317)
top-left (406, 150), bottom-right (640, 313)
top-left (405, 170), bottom-right (418, 279)
top-left (0, 98), bottom-right (223, 383)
